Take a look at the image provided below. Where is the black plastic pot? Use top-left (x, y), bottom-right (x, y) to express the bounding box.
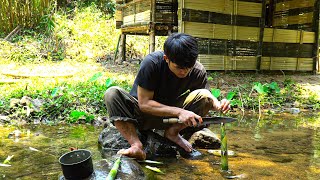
top-left (59, 149), bottom-right (94, 179)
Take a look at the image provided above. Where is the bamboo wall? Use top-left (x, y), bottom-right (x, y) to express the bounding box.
top-left (178, 0), bottom-right (316, 71)
top-left (120, 0), bottom-right (177, 26)
top-left (273, 0), bottom-right (315, 31)
top-left (0, 0), bottom-right (52, 34)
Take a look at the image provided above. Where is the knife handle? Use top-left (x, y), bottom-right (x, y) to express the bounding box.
top-left (163, 118), bottom-right (182, 123)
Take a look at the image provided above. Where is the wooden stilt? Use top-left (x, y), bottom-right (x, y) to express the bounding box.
top-left (149, 0), bottom-right (156, 53)
top-left (149, 29), bottom-right (155, 53)
top-left (313, 0), bottom-right (320, 74)
top-left (117, 33), bottom-right (126, 64)
top-left (257, 0), bottom-right (266, 72)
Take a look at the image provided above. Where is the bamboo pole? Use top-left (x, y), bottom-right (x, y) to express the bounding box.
top-left (149, 0), bottom-right (155, 53)
top-left (257, 0), bottom-right (266, 71)
top-left (313, 0), bottom-right (320, 74)
top-left (117, 33), bottom-right (126, 64)
top-left (220, 122), bottom-right (228, 171)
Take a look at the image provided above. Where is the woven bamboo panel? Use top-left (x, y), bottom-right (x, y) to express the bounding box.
top-left (198, 55), bottom-right (257, 70)
top-left (227, 56), bottom-right (257, 70)
top-left (198, 54), bottom-right (225, 70)
top-left (234, 26), bottom-right (260, 41)
top-left (260, 57), bottom-right (313, 71)
top-left (213, 24), bottom-right (233, 40)
top-left (183, 0), bottom-right (233, 15)
top-left (236, 1), bottom-right (262, 18)
top-left (302, 31), bottom-right (315, 43)
top-left (123, 15), bottom-right (135, 24)
top-left (135, 11), bottom-right (151, 23)
top-left (275, 0), bottom-right (315, 12)
top-left (263, 28), bottom-right (315, 43)
top-left (297, 58), bottom-right (314, 71)
top-left (263, 28), bottom-right (300, 43)
top-left (183, 0), bottom-right (261, 17)
top-left (273, 12), bottom-right (313, 27)
top-left (183, 22), bottom-right (259, 41)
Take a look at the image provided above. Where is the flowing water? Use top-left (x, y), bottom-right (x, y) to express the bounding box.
top-left (0, 112), bottom-right (319, 180)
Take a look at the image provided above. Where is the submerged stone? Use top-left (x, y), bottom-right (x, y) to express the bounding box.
top-left (188, 128), bottom-right (221, 149)
top-left (98, 124), bottom-right (220, 160)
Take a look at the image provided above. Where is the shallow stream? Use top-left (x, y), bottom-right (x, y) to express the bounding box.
top-left (0, 112), bottom-right (319, 179)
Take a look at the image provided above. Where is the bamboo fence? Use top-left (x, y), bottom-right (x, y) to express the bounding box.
top-left (0, 0), bottom-right (52, 34)
top-left (273, 0), bottom-right (315, 30)
top-left (178, 0), bottom-right (316, 71)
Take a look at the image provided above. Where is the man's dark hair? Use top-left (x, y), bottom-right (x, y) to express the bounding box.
top-left (164, 33), bottom-right (198, 68)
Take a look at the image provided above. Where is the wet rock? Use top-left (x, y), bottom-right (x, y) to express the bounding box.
top-left (271, 156), bottom-right (293, 163)
top-left (8, 130), bottom-right (22, 138)
top-left (188, 128), bottom-right (221, 149)
top-left (0, 115), bottom-right (9, 123)
top-left (98, 125), bottom-right (134, 151)
top-left (94, 156), bottom-right (145, 180)
top-left (143, 130), bottom-right (178, 159)
top-left (289, 108), bottom-right (300, 114)
top-left (92, 117), bottom-right (107, 127)
top-left (10, 98), bottom-right (20, 108)
top-left (31, 98), bottom-right (44, 112)
top-left (98, 125), bottom-right (177, 159)
top-left (178, 148), bottom-right (202, 159)
top-left (293, 101), bottom-right (301, 107)
top-left (20, 96), bottom-right (32, 106)
top-left (98, 125), bottom-right (220, 160)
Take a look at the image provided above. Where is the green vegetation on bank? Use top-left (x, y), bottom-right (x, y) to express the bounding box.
top-left (0, 3), bottom-right (319, 125)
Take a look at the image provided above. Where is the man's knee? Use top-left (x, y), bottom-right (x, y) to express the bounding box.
top-left (195, 89), bottom-right (213, 99)
top-left (104, 86), bottom-right (122, 105)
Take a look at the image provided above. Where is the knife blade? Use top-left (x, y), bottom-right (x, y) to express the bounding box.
top-left (163, 116), bottom-right (237, 126)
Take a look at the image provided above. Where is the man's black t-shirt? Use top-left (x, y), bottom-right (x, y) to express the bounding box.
top-left (130, 51), bottom-right (209, 106)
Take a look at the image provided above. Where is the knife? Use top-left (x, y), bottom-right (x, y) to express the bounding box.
top-left (163, 116), bottom-right (237, 126)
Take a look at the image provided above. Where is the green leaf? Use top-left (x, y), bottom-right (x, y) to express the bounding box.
top-left (226, 91), bottom-right (235, 100)
top-left (3, 155), bottom-right (14, 164)
top-left (207, 76), bottom-right (213, 81)
top-left (51, 87), bottom-right (59, 97)
top-left (89, 72), bottom-right (103, 82)
top-left (253, 82), bottom-right (267, 95)
top-left (211, 88), bottom-right (221, 98)
top-left (70, 110), bottom-right (86, 120)
top-left (85, 115), bottom-right (95, 123)
top-left (268, 82), bottom-right (280, 93)
top-left (106, 78), bottom-right (114, 89)
top-left (145, 165), bottom-right (165, 174)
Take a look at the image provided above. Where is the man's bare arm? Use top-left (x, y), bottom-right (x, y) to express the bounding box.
top-left (137, 85), bottom-right (201, 126)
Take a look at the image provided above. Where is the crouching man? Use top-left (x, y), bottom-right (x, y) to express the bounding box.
top-left (104, 33), bottom-right (230, 160)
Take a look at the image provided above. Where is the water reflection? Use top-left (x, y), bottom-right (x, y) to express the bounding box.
top-left (0, 113), bottom-right (319, 179)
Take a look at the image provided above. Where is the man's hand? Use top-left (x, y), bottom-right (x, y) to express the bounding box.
top-left (178, 109), bottom-right (202, 127)
top-left (215, 98), bottom-right (230, 114)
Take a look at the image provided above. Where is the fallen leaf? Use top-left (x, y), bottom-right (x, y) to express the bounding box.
top-left (3, 155), bottom-right (14, 164)
top-left (0, 163), bottom-right (11, 167)
top-left (145, 165), bottom-right (164, 174)
top-left (29, 147), bottom-right (40, 152)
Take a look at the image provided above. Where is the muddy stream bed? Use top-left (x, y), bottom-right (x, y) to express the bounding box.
top-left (0, 113), bottom-right (319, 180)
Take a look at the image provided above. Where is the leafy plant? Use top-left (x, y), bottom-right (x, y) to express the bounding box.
top-left (211, 89), bottom-right (221, 99)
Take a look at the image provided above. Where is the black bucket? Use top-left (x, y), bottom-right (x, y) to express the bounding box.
top-left (59, 149), bottom-right (94, 179)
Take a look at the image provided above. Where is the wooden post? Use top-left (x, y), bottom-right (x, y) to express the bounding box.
top-left (257, 0), bottom-right (267, 72)
top-left (313, 0), bottom-right (320, 74)
top-left (116, 33), bottom-right (126, 64)
top-left (149, 0), bottom-right (156, 53)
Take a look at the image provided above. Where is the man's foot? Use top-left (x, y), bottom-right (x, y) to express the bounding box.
top-left (164, 129), bottom-right (193, 152)
top-left (117, 146), bottom-right (146, 160)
